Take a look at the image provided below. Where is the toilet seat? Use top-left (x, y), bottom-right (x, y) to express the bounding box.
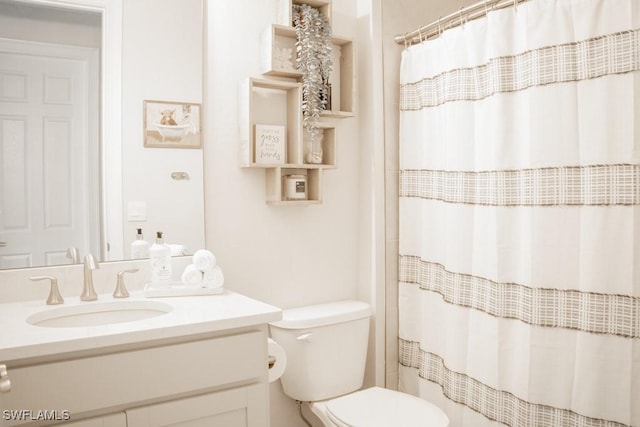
top-left (324, 387), bottom-right (449, 427)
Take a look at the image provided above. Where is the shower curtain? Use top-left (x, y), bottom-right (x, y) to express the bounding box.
top-left (397, 1), bottom-right (639, 426)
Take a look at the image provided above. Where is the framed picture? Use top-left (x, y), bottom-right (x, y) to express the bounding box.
top-left (144, 100), bottom-right (201, 148)
top-left (255, 124), bottom-right (286, 164)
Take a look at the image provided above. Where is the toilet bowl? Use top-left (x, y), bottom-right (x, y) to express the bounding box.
top-left (269, 300), bottom-right (449, 427)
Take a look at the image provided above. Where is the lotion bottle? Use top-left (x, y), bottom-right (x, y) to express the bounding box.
top-left (130, 228), bottom-right (150, 259)
top-left (149, 231), bottom-right (172, 288)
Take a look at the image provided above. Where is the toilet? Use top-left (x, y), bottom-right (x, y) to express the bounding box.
top-left (269, 300), bottom-right (449, 427)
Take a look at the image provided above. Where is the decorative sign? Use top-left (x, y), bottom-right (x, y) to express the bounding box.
top-left (255, 124), bottom-right (286, 164)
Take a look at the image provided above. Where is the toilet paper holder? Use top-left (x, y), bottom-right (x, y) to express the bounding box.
top-left (267, 338), bottom-right (287, 383)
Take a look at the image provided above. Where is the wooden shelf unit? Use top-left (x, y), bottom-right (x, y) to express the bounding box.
top-left (238, 77), bottom-right (338, 205)
top-left (266, 167), bottom-right (323, 205)
top-left (276, 0), bottom-right (332, 27)
top-left (260, 24), bottom-right (355, 117)
top-left (239, 77), bottom-right (302, 168)
top-left (303, 121), bottom-right (337, 168)
top-left (241, 0), bottom-right (352, 205)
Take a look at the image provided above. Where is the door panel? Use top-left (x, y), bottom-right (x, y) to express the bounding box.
top-left (125, 386), bottom-right (268, 427)
top-left (0, 45), bottom-right (94, 268)
top-left (63, 413), bottom-right (126, 427)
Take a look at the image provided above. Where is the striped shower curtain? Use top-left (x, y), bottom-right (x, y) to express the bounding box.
top-left (397, 0), bottom-right (639, 426)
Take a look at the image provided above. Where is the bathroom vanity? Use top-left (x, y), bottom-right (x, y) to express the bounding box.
top-left (0, 291), bottom-right (281, 427)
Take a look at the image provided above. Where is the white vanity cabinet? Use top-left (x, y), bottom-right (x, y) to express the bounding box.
top-left (64, 414), bottom-right (126, 427)
top-left (125, 384), bottom-right (267, 427)
top-left (1, 325), bottom-right (273, 427)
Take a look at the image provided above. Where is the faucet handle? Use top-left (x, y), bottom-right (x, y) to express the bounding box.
top-left (113, 269), bottom-right (139, 298)
top-left (0, 364), bottom-right (10, 393)
top-left (30, 276), bottom-right (64, 305)
top-left (66, 247), bottom-right (80, 264)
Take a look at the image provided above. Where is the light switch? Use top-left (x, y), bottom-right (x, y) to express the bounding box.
top-left (127, 201), bottom-right (147, 222)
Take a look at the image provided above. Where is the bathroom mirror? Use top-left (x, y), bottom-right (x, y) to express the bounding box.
top-left (0, 0), bottom-right (205, 269)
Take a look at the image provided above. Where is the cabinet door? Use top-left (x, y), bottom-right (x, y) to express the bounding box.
top-left (63, 413), bottom-right (126, 427)
top-left (1, 331), bottom-right (264, 424)
top-left (126, 384), bottom-right (268, 427)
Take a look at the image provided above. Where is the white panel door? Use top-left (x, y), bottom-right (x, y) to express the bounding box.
top-left (0, 43), bottom-right (95, 268)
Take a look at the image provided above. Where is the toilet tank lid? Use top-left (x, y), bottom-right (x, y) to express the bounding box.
top-left (270, 300), bottom-right (371, 329)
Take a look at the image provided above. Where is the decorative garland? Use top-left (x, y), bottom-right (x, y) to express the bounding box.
top-left (292, 4), bottom-right (333, 144)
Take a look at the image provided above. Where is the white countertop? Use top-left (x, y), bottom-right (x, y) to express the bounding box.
top-left (0, 290), bottom-right (282, 363)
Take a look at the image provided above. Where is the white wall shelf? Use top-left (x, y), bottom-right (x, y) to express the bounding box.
top-left (303, 121), bottom-right (337, 168)
top-left (260, 24), bottom-right (355, 118)
top-left (239, 77), bottom-right (302, 168)
top-left (276, 0), bottom-right (332, 28)
top-left (241, 0), bottom-right (352, 205)
top-left (266, 167), bottom-right (323, 205)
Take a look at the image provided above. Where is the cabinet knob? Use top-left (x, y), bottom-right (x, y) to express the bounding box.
top-left (0, 364), bottom-right (10, 393)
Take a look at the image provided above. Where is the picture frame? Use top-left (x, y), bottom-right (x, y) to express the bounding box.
top-left (143, 100), bottom-right (202, 149)
top-left (255, 124), bottom-right (286, 164)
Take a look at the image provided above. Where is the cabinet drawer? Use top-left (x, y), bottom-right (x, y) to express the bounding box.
top-left (0, 331), bottom-right (265, 426)
top-left (126, 384), bottom-right (268, 427)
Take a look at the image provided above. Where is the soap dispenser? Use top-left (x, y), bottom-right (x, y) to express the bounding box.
top-left (130, 228), bottom-right (150, 259)
top-left (149, 231), bottom-right (172, 288)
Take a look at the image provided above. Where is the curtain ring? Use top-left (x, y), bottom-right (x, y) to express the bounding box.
top-left (513, 0), bottom-right (518, 12)
top-left (484, 0), bottom-right (489, 15)
top-left (437, 16), bottom-right (443, 36)
top-left (419, 27), bottom-right (425, 43)
top-left (459, 6), bottom-right (465, 28)
top-left (403, 32), bottom-right (409, 48)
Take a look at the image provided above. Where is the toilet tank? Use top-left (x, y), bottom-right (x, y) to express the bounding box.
top-left (269, 300), bottom-right (371, 402)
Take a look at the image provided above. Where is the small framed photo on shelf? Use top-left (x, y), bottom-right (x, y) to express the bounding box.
top-left (144, 100), bottom-right (202, 149)
top-left (255, 124), bottom-right (286, 164)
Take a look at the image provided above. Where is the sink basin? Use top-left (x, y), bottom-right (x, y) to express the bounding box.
top-left (27, 300), bottom-right (173, 328)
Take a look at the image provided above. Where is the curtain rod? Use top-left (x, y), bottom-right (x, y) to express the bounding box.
top-left (394, 0), bottom-right (530, 46)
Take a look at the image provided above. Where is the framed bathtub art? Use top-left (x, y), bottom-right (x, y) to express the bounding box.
top-left (143, 100), bottom-right (202, 148)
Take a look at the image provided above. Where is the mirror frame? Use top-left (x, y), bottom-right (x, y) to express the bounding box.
top-left (9, 0), bottom-right (124, 262)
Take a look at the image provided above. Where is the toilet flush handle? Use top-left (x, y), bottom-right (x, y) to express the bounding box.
top-left (296, 333), bottom-right (313, 342)
top-left (0, 364), bottom-right (10, 393)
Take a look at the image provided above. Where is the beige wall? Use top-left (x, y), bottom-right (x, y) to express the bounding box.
top-left (380, 0), bottom-right (479, 390)
top-left (205, 1), bottom-right (369, 425)
top-left (205, 0), bottom-right (360, 311)
top-left (120, 0), bottom-right (205, 258)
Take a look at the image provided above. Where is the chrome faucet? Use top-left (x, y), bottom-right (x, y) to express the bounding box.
top-left (81, 254), bottom-right (99, 301)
